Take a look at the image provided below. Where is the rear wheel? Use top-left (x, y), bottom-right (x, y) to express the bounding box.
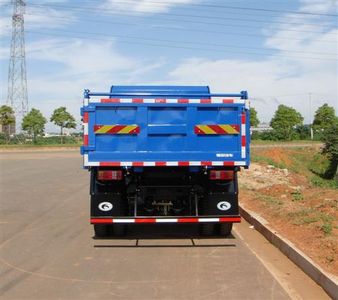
top-left (219, 223), bottom-right (233, 237)
top-left (94, 224), bottom-right (109, 237)
top-left (111, 224), bottom-right (126, 236)
top-left (200, 223), bottom-right (215, 236)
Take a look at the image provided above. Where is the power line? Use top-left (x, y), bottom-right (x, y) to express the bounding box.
top-left (26, 18), bottom-right (338, 45)
top-left (26, 2), bottom-right (338, 24)
top-left (23, 3), bottom-right (338, 44)
top-left (23, 13), bottom-right (337, 57)
top-left (22, 6), bottom-right (337, 44)
top-left (97, 0), bottom-right (338, 17)
top-left (24, 12), bottom-right (338, 36)
top-left (26, 29), bottom-right (338, 61)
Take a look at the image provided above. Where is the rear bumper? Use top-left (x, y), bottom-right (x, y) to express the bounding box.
top-left (91, 216), bottom-right (241, 224)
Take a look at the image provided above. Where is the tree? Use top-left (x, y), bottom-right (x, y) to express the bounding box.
top-left (22, 108), bottom-right (47, 143)
top-left (313, 104), bottom-right (337, 138)
top-left (322, 122), bottom-right (338, 181)
top-left (50, 107), bottom-right (76, 143)
top-left (0, 105), bottom-right (15, 143)
top-left (250, 107), bottom-right (259, 127)
top-left (270, 105), bottom-right (303, 140)
top-left (295, 124), bottom-right (311, 140)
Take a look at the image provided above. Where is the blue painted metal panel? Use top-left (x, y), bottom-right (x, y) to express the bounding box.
top-left (111, 85), bottom-right (210, 98)
top-left (82, 86), bottom-right (250, 167)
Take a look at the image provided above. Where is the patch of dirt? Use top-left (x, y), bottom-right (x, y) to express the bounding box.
top-left (259, 148), bottom-right (293, 168)
top-left (239, 162), bottom-right (338, 276)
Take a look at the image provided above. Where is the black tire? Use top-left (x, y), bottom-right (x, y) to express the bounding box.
top-left (219, 223), bottom-right (233, 237)
top-left (94, 224), bottom-right (108, 237)
top-left (200, 223), bottom-right (215, 236)
top-left (111, 224), bottom-right (126, 237)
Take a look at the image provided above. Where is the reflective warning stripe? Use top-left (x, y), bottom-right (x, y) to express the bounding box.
top-left (83, 155), bottom-right (246, 167)
top-left (94, 125), bottom-right (140, 134)
top-left (241, 113), bottom-right (246, 158)
top-left (83, 112), bottom-right (89, 146)
top-left (90, 217), bottom-right (241, 224)
top-left (90, 98), bottom-right (246, 104)
top-left (195, 124), bottom-right (240, 135)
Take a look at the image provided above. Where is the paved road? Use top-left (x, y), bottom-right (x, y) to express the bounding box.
top-left (0, 152), bottom-right (329, 299)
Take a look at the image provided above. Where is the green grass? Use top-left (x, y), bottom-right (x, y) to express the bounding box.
top-left (251, 140), bottom-right (322, 145)
top-left (310, 176), bottom-right (338, 189)
top-left (251, 153), bottom-right (288, 169)
top-left (293, 216), bottom-right (321, 225)
top-left (252, 147), bottom-right (338, 189)
top-left (291, 190), bottom-right (303, 201)
top-left (260, 195), bottom-right (284, 206)
top-left (321, 223), bottom-right (333, 235)
top-left (287, 209), bottom-right (335, 235)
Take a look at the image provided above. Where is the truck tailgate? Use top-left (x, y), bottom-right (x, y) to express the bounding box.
top-left (82, 97), bottom-right (250, 167)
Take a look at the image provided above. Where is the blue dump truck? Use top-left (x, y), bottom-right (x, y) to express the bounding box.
top-left (81, 86), bottom-right (250, 237)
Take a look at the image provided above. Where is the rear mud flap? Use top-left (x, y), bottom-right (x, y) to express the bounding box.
top-left (91, 193), bottom-right (126, 217)
top-left (201, 193), bottom-right (239, 216)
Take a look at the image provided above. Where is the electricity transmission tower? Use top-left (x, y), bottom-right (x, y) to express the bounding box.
top-left (7, 0), bottom-right (28, 132)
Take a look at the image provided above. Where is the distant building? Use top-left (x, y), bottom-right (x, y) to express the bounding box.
top-left (251, 122), bottom-right (272, 132)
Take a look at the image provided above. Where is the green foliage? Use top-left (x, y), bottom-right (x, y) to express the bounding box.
top-left (0, 133), bottom-right (6, 144)
top-left (313, 104), bottom-right (337, 138)
top-left (291, 190), bottom-right (303, 201)
top-left (321, 122), bottom-right (338, 180)
top-left (295, 125), bottom-right (311, 140)
top-left (249, 107), bottom-right (259, 127)
top-left (35, 136), bottom-right (80, 145)
top-left (288, 209), bottom-right (334, 235)
top-left (252, 147), bottom-right (338, 188)
top-left (0, 105), bottom-right (15, 143)
top-left (50, 107), bottom-right (76, 143)
top-left (309, 153), bottom-right (330, 174)
top-left (260, 195), bottom-right (283, 207)
top-left (22, 109), bottom-right (47, 143)
top-left (310, 176), bottom-right (338, 189)
top-left (251, 130), bottom-right (280, 141)
top-left (0, 105), bottom-right (15, 126)
top-left (270, 105), bottom-right (303, 140)
top-left (321, 223), bottom-right (333, 235)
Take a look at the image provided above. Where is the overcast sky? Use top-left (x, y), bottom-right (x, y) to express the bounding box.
top-left (0, 0), bottom-right (337, 132)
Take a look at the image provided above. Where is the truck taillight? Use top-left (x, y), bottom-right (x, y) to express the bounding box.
top-left (97, 170), bottom-right (123, 181)
top-left (210, 170), bottom-right (234, 180)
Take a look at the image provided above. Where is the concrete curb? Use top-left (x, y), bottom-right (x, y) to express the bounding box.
top-left (239, 205), bottom-right (338, 300)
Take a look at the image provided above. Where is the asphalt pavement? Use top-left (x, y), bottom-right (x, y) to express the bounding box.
top-left (0, 151), bottom-right (329, 299)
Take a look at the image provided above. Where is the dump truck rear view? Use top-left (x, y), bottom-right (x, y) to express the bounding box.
top-left (81, 86), bottom-right (250, 237)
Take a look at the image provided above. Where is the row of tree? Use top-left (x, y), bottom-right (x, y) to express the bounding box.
top-left (0, 105), bottom-right (76, 144)
top-left (250, 103), bottom-right (337, 181)
top-left (1, 103), bottom-right (336, 143)
top-left (0, 102), bottom-right (337, 180)
top-left (249, 103), bottom-right (337, 141)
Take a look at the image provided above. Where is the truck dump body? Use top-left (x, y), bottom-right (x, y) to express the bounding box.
top-left (81, 86), bottom-right (250, 167)
top-left (81, 86), bottom-right (250, 237)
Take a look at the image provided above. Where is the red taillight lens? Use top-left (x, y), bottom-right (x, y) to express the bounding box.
top-left (97, 170), bottom-right (123, 181)
top-left (210, 170), bottom-right (234, 180)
